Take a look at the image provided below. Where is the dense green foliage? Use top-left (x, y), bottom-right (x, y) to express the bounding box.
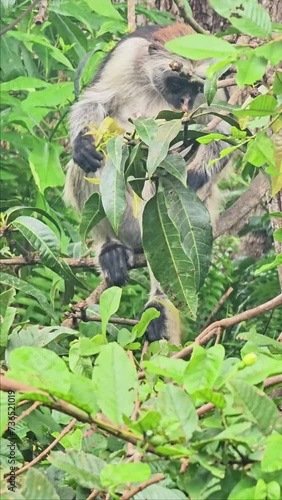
top-left (0, 0), bottom-right (282, 499)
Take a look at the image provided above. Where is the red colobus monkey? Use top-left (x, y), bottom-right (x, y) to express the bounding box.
top-left (64, 23), bottom-right (231, 344)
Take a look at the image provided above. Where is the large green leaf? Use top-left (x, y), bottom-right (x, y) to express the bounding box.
top-left (166, 35), bottom-right (236, 60)
top-left (210, 0), bottom-right (271, 37)
top-left (158, 385), bottom-right (198, 441)
top-left (162, 176), bottom-right (212, 290)
top-left (228, 379), bottom-right (280, 435)
top-left (157, 153), bottom-right (187, 186)
top-left (0, 76), bottom-right (49, 91)
top-left (85, 0), bottom-right (123, 20)
top-left (49, 450), bottom-right (105, 489)
top-left (21, 469), bottom-right (59, 500)
top-left (261, 435), bottom-right (282, 472)
top-left (0, 288), bottom-right (15, 347)
top-left (100, 158), bottom-right (127, 233)
top-left (92, 342), bottom-right (138, 425)
top-left (99, 286), bottom-right (122, 338)
top-left (146, 120), bottom-right (182, 177)
top-left (143, 192), bottom-right (198, 316)
top-left (11, 216), bottom-right (89, 291)
top-left (134, 117), bottom-right (158, 146)
top-left (184, 345), bottom-right (225, 394)
top-left (79, 192), bottom-right (105, 241)
top-left (0, 272), bottom-right (56, 321)
top-left (101, 463), bottom-right (151, 487)
top-left (28, 140), bottom-right (65, 193)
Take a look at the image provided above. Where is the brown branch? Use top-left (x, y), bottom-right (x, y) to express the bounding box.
top-left (196, 402), bottom-right (214, 416)
top-left (0, 376), bottom-right (160, 457)
top-left (121, 473), bottom-right (165, 500)
top-left (0, 0), bottom-right (40, 36)
top-left (263, 374), bottom-right (282, 389)
top-left (86, 489), bottom-right (99, 500)
top-left (201, 287), bottom-right (233, 330)
top-left (6, 418), bottom-right (77, 480)
top-left (33, 0), bottom-right (48, 25)
top-left (127, 0), bottom-right (136, 32)
top-left (173, 294), bottom-right (282, 359)
top-left (173, 0), bottom-right (208, 34)
top-left (217, 77), bottom-right (237, 88)
top-left (0, 254), bottom-right (146, 269)
top-left (213, 172), bottom-right (270, 239)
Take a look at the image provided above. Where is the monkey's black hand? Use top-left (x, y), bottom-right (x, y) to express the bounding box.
top-left (73, 128), bottom-right (104, 173)
top-left (144, 301), bottom-right (168, 343)
top-left (99, 241), bottom-right (134, 287)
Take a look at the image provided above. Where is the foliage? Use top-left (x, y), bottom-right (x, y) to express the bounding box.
top-left (0, 0), bottom-right (282, 499)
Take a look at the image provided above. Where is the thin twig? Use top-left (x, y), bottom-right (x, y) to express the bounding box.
top-left (121, 473), bottom-right (165, 500)
top-left (33, 0), bottom-right (48, 25)
top-left (6, 418), bottom-right (77, 480)
top-left (0, 0), bottom-right (40, 36)
top-left (173, 0), bottom-right (208, 34)
top-left (86, 489), bottom-right (99, 500)
top-left (173, 294), bottom-right (282, 359)
top-left (263, 374), bottom-right (282, 389)
top-left (201, 287), bottom-right (233, 330)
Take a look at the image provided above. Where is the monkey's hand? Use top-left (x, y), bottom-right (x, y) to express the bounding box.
top-left (73, 128), bottom-right (104, 174)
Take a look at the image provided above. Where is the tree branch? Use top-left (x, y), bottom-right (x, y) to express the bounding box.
top-left (127, 0), bottom-right (136, 32)
top-left (0, 0), bottom-right (40, 36)
top-left (173, 293), bottom-right (282, 359)
top-left (121, 473), bottom-right (165, 500)
top-left (33, 0), bottom-right (48, 25)
top-left (6, 418), bottom-right (77, 480)
top-left (173, 0), bottom-right (208, 34)
top-left (0, 254), bottom-right (146, 269)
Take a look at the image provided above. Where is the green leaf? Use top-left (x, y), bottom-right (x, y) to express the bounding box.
top-left (143, 192), bottom-right (198, 316)
top-left (99, 287), bottom-right (122, 338)
top-left (107, 136), bottom-right (127, 173)
top-left (184, 345), bottom-right (225, 394)
top-left (234, 94), bottom-right (278, 117)
top-left (79, 192), bottom-right (105, 241)
top-left (162, 176), bottom-right (212, 290)
top-left (0, 272), bottom-right (56, 321)
top-left (12, 214), bottom-right (60, 262)
top-left (210, 0), bottom-right (271, 37)
top-left (21, 469), bottom-right (59, 500)
top-left (197, 133), bottom-right (227, 144)
top-left (101, 463), bottom-right (151, 487)
top-left (11, 216), bottom-right (89, 291)
top-left (166, 34), bottom-right (236, 60)
top-left (143, 356), bottom-right (187, 384)
top-left (84, 0), bottom-right (123, 20)
top-left (134, 117), bottom-right (158, 146)
top-left (158, 385), bottom-right (198, 440)
top-left (0, 392), bottom-right (8, 436)
top-left (255, 254), bottom-right (282, 274)
top-left (245, 132), bottom-right (275, 167)
top-left (7, 325), bottom-right (77, 351)
top-left (147, 120), bottom-right (182, 177)
top-left (49, 450), bottom-right (105, 489)
top-left (7, 346), bottom-right (71, 396)
top-left (228, 379), bottom-right (279, 435)
top-left (28, 141), bottom-right (65, 193)
top-left (100, 158), bottom-right (127, 233)
top-left (7, 32), bottom-right (74, 71)
top-left (133, 485), bottom-right (187, 499)
top-left (236, 56), bottom-right (267, 87)
top-left (273, 71), bottom-right (282, 95)
top-left (157, 153), bottom-right (188, 186)
top-left (132, 307), bottom-right (160, 338)
top-left (92, 342), bottom-right (138, 425)
top-left (0, 77), bottom-right (49, 91)
top-left (0, 288), bottom-right (15, 347)
top-left (261, 434), bottom-right (282, 472)
top-left (255, 40), bottom-right (282, 66)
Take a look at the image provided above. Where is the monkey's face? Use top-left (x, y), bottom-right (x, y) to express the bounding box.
top-left (161, 70), bottom-right (203, 111)
top-left (148, 44), bottom-right (204, 112)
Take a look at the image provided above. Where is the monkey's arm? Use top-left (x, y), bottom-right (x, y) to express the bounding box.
top-left (70, 99), bottom-right (107, 173)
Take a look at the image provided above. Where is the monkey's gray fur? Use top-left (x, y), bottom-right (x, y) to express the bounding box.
top-left (64, 24), bottom-right (232, 344)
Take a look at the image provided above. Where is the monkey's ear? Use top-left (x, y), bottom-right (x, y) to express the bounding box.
top-left (148, 43), bottom-right (161, 55)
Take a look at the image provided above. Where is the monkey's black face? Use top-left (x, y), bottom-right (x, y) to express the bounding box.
top-left (155, 70), bottom-right (203, 111)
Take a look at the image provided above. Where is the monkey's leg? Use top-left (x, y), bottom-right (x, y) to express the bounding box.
top-left (144, 268), bottom-right (181, 345)
top-left (98, 240), bottom-right (134, 287)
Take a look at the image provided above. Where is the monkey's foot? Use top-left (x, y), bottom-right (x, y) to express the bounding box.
top-left (99, 242), bottom-right (134, 287)
top-left (144, 301), bottom-right (167, 343)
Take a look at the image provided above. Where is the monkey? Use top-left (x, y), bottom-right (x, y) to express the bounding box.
top-left (64, 23), bottom-right (232, 345)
